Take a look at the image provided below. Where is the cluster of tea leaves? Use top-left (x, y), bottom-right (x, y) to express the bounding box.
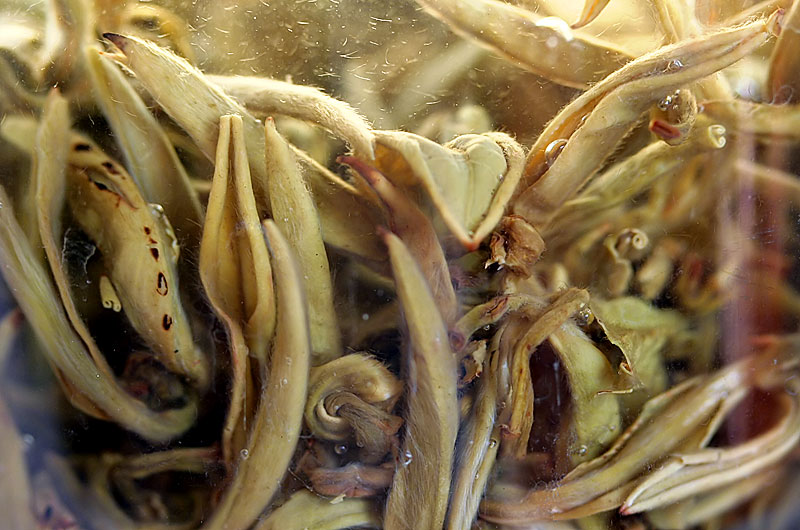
top-left (1, 1), bottom-right (800, 530)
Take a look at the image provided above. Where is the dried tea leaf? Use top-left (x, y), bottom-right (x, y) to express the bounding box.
top-left (416, 0), bottom-right (631, 89)
top-left (265, 118), bottom-right (340, 362)
top-left (373, 130), bottom-right (524, 249)
top-left (204, 220), bottom-right (310, 530)
top-left (383, 231), bottom-right (459, 530)
top-left (199, 114), bottom-right (275, 462)
top-left (254, 490), bottom-right (380, 530)
top-left (88, 48), bottom-right (203, 244)
top-left (210, 74), bottom-right (375, 159)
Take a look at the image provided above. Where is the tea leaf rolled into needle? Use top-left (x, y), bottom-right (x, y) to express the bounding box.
top-left (415, 0), bottom-right (631, 89)
top-left (204, 220), bottom-right (310, 530)
top-left (621, 383), bottom-right (800, 514)
top-left (101, 33), bottom-right (384, 258)
top-left (446, 361), bottom-right (500, 530)
top-left (88, 48), bottom-right (203, 243)
top-left (253, 490), bottom-right (380, 530)
top-left (101, 33), bottom-right (270, 207)
top-left (0, 183), bottom-right (197, 442)
top-left (210, 74), bottom-right (375, 159)
top-left (265, 118), bottom-right (340, 363)
top-left (515, 14), bottom-right (779, 230)
top-left (644, 469), bottom-right (775, 529)
top-left (383, 231), bottom-right (459, 530)
top-left (199, 115), bottom-right (276, 463)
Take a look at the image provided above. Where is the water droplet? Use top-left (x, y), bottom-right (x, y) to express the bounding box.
top-left (488, 439), bottom-right (498, 448)
top-left (401, 450), bottom-right (413, 466)
top-left (657, 94), bottom-right (673, 111)
top-left (334, 444), bottom-right (348, 455)
top-left (536, 17), bottom-right (574, 42)
top-left (240, 448), bottom-right (249, 459)
top-left (577, 445), bottom-right (588, 455)
top-left (666, 59), bottom-right (684, 72)
top-left (576, 306), bottom-right (594, 326)
top-left (281, 378), bottom-right (288, 385)
top-left (483, 324), bottom-right (491, 331)
top-left (544, 139), bottom-right (568, 167)
top-left (361, 313), bottom-right (370, 321)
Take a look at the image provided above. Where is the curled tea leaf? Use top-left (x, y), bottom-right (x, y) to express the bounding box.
top-left (211, 74), bottom-right (375, 159)
top-left (305, 353), bottom-right (403, 463)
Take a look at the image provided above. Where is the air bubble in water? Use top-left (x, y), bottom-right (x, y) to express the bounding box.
top-left (544, 139), bottom-right (568, 167)
top-left (240, 449), bottom-right (249, 460)
top-left (334, 444), bottom-right (348, 455)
